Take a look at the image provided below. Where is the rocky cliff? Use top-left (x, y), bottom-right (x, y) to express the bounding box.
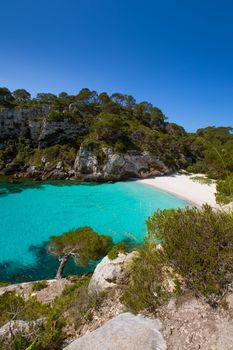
top-left (74, 146), bottom-right (170, 181)
top-left (0, 107), bottom-right (181, 180)
top-left (0, 107), bottom-right (87, 147)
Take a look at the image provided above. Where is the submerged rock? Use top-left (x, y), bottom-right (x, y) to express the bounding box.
top-left (63, 312), bottom-right (167, 350)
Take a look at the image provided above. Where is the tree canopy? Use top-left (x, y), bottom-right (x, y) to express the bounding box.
top-left (48, 226), bottom-right (113, 279)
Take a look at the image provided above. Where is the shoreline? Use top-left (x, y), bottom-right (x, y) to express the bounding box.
top-left (138, 173), bottom-right (220, 209)
top-left (0, 172), bottom-right (223, 209)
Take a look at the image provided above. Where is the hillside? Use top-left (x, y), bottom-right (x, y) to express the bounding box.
top-left (0, 87), bottom-right (233, 202)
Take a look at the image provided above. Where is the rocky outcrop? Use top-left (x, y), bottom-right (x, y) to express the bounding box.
top-left (34, 119), bottom-right (86, 147)
top-left (75, 147), bottom-right (170, 181)
top-left (158, 293), bottom-right (233, 350)
top-left (0, 108), bottom-right (173, 180)
top-left (0, 107), bottom-right (87, 147)
top-left (0, 107), bottom-right (49, 140)
top-left (88, 252), bottom-right (135, 294)
top-left (63, 312), bottom-right (167, 350)
top-left (0, 278), bottom-right (70, 304)
top-left (74, 146), bottom-right (100, 176)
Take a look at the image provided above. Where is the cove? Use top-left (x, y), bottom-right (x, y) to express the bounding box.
top-left (0, 181), bottom-right (187, 282)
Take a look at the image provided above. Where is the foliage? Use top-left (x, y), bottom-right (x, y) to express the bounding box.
top-left (51, 276), bottom-right (105, 330)
top-left (13, 89), bottom-right (31, 104)
top-left (49, 226), bottom-right (113, 265)
top-left (32, 280), bottom-right (48, 292)
top-left (48, 226), bottom-right (113, 278)
top-left (0, 277), bottom-right (107, 349)
top-left (0, 292), bottom-right (49, 328)
top-left (0, 86), bottom-right (232, 188)
top-left (29, 144), bottom-right (77, 168)
top-left (107, 242), bottom-right (128, 260)
top-left (187, 127), bottom-right (233, 179)
top-left (121, 247), bottom-right (171, 313)
top-left (0, 281), bottom-right (10, 287)
top-left (216, 176), bottom-right (233, 204)
top-left (0, 277), bottom-right (102, 349)
top-left (147, 205), bottom-right (233, 304)
top-left (0, 87), bottom-right (15, 107)
top-left (190, 175), bottom-right (213, 185)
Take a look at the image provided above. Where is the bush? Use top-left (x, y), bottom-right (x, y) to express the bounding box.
top-left (0, 292), bottom-right (49, 327)
top-left (147, 205), bottom-right (233, 304)
top-left (0, 281), bottom-right (10, 287)
top-left (121, 247), bottom-right (171, 313)
top-left (51, 276), bottom-right (105, 329)
top-left (32, 280), bottom-right (48, 292)
top-left (108, 242), bottom-right (127, 260)
top-left (216, 176), bottom-right (233, 204)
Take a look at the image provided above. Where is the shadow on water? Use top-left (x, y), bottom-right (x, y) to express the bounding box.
top-left (0, 178), bottom-right (112, 197)
top-left (0, 238), bottom-right (140, 283)
top-left (0, 179), bottom-right (45, 197)
top-left (0, 241), bottom-right (95, 283)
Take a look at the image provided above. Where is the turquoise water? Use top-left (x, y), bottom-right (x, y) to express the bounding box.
top-left (0, 181), bottom-right (187, 282)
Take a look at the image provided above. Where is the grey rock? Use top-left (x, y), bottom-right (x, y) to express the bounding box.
top-left (74, 147), bottom-right (170, 180)
top-left (88, 253), bottom-right (135, 294)
top-left (41, 156), bottom-right (47, 164)
top-left (74, 146), bottom-right (100, 176)
top-left (26, 165), bottom-right (39, 176)
top-left (56, 161), bottom-right (63, 170)
top-left (0, 108), bottom-right (87, 147)
top-left (102, 148), bottom-right (168, 179)
top-left (63, 312), bottom-right (167, 350)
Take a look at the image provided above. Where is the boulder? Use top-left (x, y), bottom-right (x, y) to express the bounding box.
top-left (88, 253), bottom-right (134, 294)
top-left (102, 148), bottom-right (168, 179)
top-left (63, 312), bottom-right (166, 350)
top-left (74, 146), bottom-right (170, 180)
top-left (74, 146), bottom-right (100, 176)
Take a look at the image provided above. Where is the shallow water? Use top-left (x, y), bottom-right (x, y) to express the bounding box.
top-left (0, 181), bottom-right (187, 282)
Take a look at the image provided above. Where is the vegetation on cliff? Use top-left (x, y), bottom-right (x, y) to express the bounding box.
top-left (1, 205), bottom-right (233, 348)
top-left (122, 205), bottom-right (233, 312)
top-left (0, 86), bottom-right (232, 201)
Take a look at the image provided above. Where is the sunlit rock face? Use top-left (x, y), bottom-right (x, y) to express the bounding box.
top-left (0, 108), bottom-right (87, 147)
top-left (0, 108), bottom-right (172, 180)
top-left (74, 146), bottom-right (170, 181)
top-left (63, 312), bottom-right (167, 350)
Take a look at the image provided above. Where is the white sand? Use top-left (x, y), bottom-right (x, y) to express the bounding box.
top-left (138, 173), bottom-right (220, 208)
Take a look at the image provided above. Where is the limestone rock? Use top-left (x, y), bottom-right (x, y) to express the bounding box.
top-left (102, 148), bottom-right (168, 179)
top-left (0, 108), bottom-right (86, 147)
top-left (74, 146), bottom-right (170, 180)
top-left (88, 253), bottom-right (135, 294)
top-left (63, 312), bottom-right (167, 350)
top-left (74, 146), bottom-right (100, 176)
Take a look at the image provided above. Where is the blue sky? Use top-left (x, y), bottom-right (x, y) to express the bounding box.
top-left (1, 0), bottom-right (233, 131)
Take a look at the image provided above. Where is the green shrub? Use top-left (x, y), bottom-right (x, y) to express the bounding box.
top-left (121, 247), bottom-right (170, 313)
top-left (216, 176), bottom-right (233, 204)
top-left (190, 175), bottom-right (213, 185)
top-left (51, 276), bottom-right (105, 329)
top-left (32, 280), bottom-right (48, 292)
top-left (0, 281), bottom-right (10, 287)
top-left (0, 291), bottom-right (49, 327)
top-left (147, 205), bottom-right (233, 304)
top-left (108, 242), bottom-right (127, 260)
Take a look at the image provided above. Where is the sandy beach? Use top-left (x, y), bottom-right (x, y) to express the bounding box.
top-left (138, 173), bottom-right (220, 208)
